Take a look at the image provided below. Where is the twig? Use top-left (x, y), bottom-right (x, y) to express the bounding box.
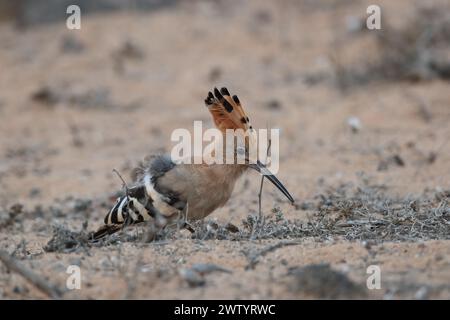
top-left (245, 240), bottom-right (300, 269)
top-left (112, 168), bottom-right (135, 230)
top-left (258, 132), bottom-right (272, 218)
top-left (258, 179), bottom-right (265, 219)
top-left (0, 250), bottom-right (63, 299)
top-left (250, 132), bottom-right (273, 240)
top-left (112, 168), bottom-right (130, 197)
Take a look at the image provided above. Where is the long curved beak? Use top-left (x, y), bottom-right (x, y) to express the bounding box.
top-left (248, 160), bottom-right (295, 204)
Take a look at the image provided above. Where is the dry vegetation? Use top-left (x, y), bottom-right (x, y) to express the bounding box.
top-left (35, 176), bottom-right (449, 254)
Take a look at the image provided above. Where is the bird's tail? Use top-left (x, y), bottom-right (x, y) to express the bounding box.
top-left (90, 186), bottom-right (154, 241)
top-left (90, 224), bottom-right (123, 240)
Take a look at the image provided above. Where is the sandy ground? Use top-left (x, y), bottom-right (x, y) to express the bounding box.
top-left (0, 0), bottom-right (449, 299)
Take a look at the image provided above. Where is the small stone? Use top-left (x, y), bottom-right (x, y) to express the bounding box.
top-left (347, 116), bottom-right (362, 133)
top-left (178, 268), bottom-right (205, 287)
top-left (266, 99), bottom-right (282, 110)
top-left (414, 286), bottom-right (428, 300)
top-left (191, 263), bottom-right (231, 275)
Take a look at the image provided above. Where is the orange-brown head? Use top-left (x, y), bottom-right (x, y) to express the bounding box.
top-left (204, 87), bottom-right (294, 204)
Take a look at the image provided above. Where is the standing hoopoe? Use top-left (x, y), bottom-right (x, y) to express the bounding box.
top-left (92, 87), bottom-right (294, 240)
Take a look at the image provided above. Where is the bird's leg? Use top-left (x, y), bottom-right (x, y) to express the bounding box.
top-left (183, 203), bottom-right (195, 233)
top-left (161, 204), bottom-right (194, 234)
top-left (177, 203), bottom-right (195, 233)
top-left (142, 208), bottom-right (169, 242)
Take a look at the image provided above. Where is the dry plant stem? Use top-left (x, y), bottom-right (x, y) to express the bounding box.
top-left (112, 168), bottom-right (130, 196)
top-left (112, 168), bottom-right (135, 232)
top-left (258, 137), bottom-right (272, 219)
top-left (252, 137), bottom-right (272, 240)
top-left (258, 176), bottom-right (265, 219)
top-left (0, 250), bottom-right (63, 299)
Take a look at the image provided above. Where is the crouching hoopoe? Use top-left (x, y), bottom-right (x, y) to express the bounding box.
top-left (91, 87), bottom-right (294, 240)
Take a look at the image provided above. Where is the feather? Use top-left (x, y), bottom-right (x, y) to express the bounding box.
top-left (205, 87), bottom-right (253, 132)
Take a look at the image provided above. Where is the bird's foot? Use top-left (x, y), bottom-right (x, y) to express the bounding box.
top-left (179, 220), bottom-right (195, 233)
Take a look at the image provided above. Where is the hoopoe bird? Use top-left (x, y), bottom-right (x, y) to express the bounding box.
top-left (92, 87), bottom-right (294, 240)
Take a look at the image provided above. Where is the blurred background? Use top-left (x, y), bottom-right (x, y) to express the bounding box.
top-left (0, 0), bottom-right (450, 300)
top-left (0, 0), bottom-right (449, 212)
